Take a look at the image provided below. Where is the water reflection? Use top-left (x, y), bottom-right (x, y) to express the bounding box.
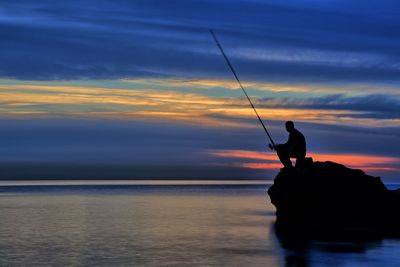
top-left (272, 221), bottom-right (400, 267)
top-left (0, 184), bottom-right (279, 266)
top-left (0, 183), bottom-right (400, 266)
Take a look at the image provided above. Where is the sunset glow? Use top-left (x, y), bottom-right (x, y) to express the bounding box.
top-left (1, 81), bottom-right (400, 129)
top-left (210, 149), bottom-right (400, 173)
top-left (1, 0), bottom-right (400, 180)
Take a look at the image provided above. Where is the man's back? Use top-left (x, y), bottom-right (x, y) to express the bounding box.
top-left (288, 128), bottom-right (306, 157)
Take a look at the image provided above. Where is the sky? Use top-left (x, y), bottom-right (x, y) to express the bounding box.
top-left (0, 0), bottom-right (400, 180)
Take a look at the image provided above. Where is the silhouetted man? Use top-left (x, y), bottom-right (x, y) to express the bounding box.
top-left (273, 121), bottom-right (306, 169)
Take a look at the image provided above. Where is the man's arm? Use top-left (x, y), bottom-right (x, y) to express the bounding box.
top-left (286, 132), bottom-right (296, 150)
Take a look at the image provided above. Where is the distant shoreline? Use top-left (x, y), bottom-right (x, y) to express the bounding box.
top-left (0, 179), bottom-right (273, 186)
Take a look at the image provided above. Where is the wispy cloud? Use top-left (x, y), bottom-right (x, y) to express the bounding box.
top-left (124, 78), bottom-right (400, 95)
top-left (1, 81), bottom-right (400, 128)
top-left (2, 0), bottom-right (400, 84)
top-left (209, 149), bottom-right (400, 173)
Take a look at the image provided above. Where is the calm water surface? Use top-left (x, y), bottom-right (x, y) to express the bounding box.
top-left (0, 181), bottom-right (399, 266)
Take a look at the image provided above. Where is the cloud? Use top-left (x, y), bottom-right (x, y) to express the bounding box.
top-left (257, 93), bottom-right (400, 120)
top-left (0, 115), bottom-right (399, 180)
top-left (1, 81), bottom-right (400, 130)
top-left (0, 117), bottom-right (273, 180)
top-left (1, 0), bottom-right (400, 84)
top-left (209, 149), bottom-right (400, 173)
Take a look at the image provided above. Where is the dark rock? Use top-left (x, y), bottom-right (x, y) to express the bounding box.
top-left (268, 161), bottom-right (400, 238)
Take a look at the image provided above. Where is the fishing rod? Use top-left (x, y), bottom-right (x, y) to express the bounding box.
top-left (210, 30), bottom-right (276, 149)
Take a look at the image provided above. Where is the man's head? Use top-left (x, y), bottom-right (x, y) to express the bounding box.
top-left (285, 121), bottom-right (295, 133)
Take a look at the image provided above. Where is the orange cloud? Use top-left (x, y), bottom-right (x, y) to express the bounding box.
top-left (1, 80), bottom-right (400, 128)
top-left (123, 78), bottom-right (400, 95)
top-left (236, 163), bottom-right (283, 170)
top-left (209, 149), bottom-right (400, 172)
top-left (210, 149), bottom-right (277, 161)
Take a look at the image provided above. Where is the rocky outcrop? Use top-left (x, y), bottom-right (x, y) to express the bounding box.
top-left (268, 161), bottom-right (400, 238)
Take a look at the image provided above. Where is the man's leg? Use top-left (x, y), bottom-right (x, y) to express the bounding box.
top-left (295, 157), bottom-right (304, 168)
top-left (276, 145), bottom-right (293, 169)
top-left (294, 152), bottom-right (306, 168)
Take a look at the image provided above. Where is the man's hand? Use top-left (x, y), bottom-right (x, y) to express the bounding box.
top-left (268, 144), bottom-right (274, 150)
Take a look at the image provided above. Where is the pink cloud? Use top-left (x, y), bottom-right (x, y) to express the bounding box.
top-left (209, 149), bottom-right (400, 172)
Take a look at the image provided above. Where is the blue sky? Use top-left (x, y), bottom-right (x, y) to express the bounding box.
top-left (0, 0), bottom-right (399, 180)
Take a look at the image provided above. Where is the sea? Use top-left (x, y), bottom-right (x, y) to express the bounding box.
top-left (1, 180), bottom-right (400, 267)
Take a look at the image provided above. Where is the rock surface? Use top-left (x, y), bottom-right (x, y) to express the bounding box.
top-left (268, 161), bottom-right (400, 238)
